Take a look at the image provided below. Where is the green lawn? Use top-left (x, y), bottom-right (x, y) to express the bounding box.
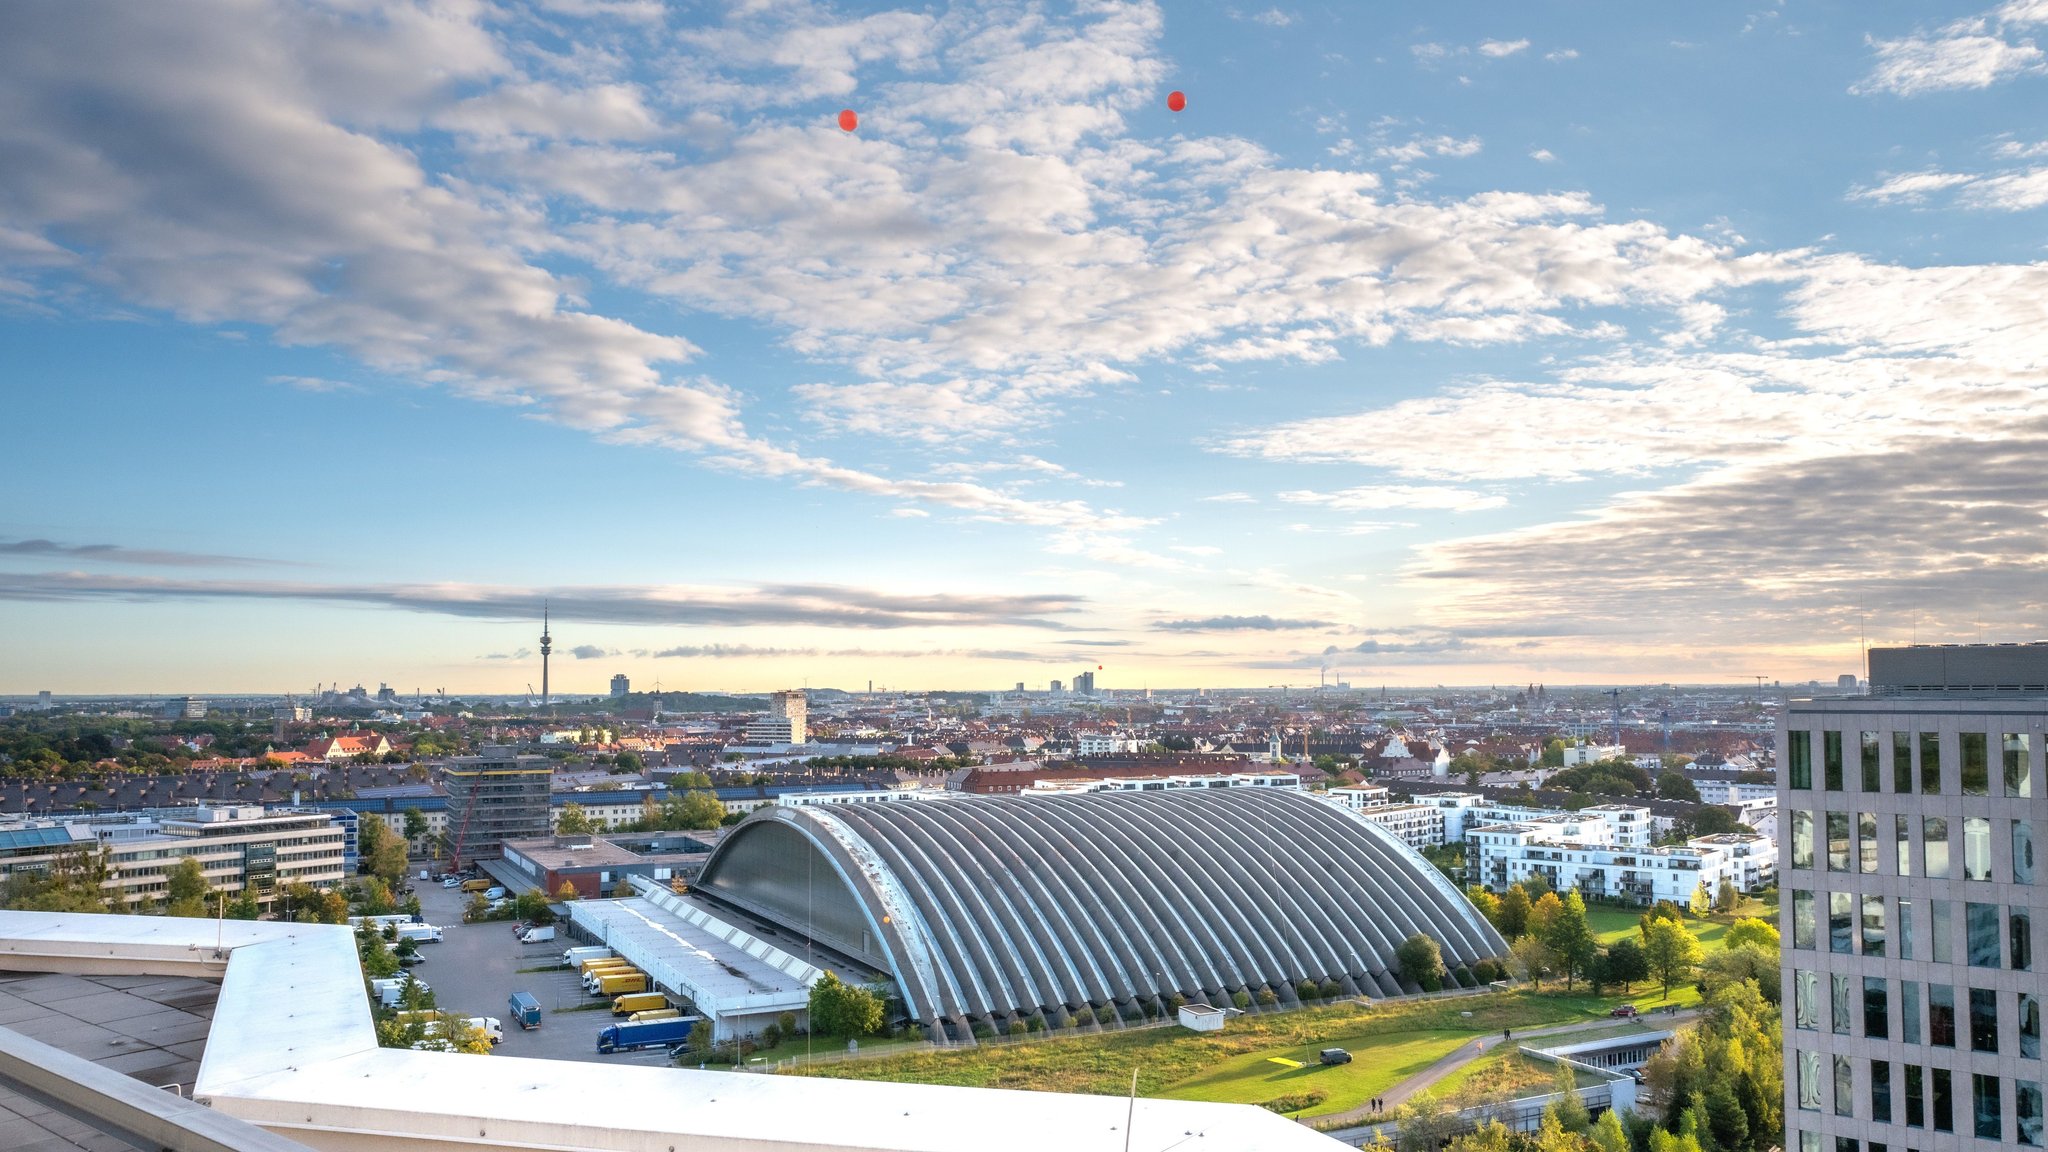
top-left (1158, 1029), bottom-right (1472, 1118)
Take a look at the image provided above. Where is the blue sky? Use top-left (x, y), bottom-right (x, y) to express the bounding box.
top-left (3, 0), bottom-right (2046, 693)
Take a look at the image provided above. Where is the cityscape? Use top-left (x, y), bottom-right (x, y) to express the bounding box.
top-left (2, 3), bottom-right (2044, 1152)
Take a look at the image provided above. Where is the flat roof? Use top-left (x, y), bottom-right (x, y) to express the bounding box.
top-left (568, 893), bottom-right (816, 1016)
top-left (0, 912), bottom-right (1342, 1151)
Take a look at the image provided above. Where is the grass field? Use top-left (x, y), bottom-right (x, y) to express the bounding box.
top-left (1158, 1029), bottom-right (1472, 1117)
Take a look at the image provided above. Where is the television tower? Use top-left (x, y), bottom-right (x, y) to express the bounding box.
top-left (539, 601), bottom-right (552, 710)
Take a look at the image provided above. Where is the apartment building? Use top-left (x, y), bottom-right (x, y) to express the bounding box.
top-left (1782, 644), bottom-right (2048, 1152)
top-left (1355, 802), bottom-right (1447, 851)
top-left (1467, 810), bottom-right (1769, 905)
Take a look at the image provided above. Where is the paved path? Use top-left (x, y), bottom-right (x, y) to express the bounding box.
top-left (1317, 1006), bottom-right (1700, 1136)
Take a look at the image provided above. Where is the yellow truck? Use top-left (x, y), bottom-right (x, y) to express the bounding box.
top-left (628, 1008), bottom-right (681, 1022)
top-left (460, 878), bottom-right (493, 893)
top-left (594, 971), bottom-right (648, 996)
top-left (580, 959), bottom-right (634, 983)
top-left (612, 992), bottom-right (667, 1017)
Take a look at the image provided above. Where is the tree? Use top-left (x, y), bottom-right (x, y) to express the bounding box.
top-left (370, 839), bottom-right (409, 888)
top-left (1497, 884), bottom-right (1533, 938)
top-left (402, 807), bottom-right (429, 845)
top-left (0, 846), bottom-right (115, 913)
top-left (556, 802), bottom-right (596, 835)
top-left (1713, 877), bottom-right (1740, 912)
top-left (1543, 890), bottom-right (1598, 992)
top-left (1723, 917), bottom-right (1778, 951)
top-left (1543, 1062), bottom-right (1589, 1134)
top-left (616, 751), bottom-right (644, 773)
top-left (1604, 936), bottom-right (1650, 992)
top-left (554, 881), bottom-right (579, 902)
top-left (513, 889), bottom-right (553, 925)
top-left (358, 816), bottom-right (388, 868)
top-left (807, 971), bottom-right (884, 1038)
top-left (1541, 739), bottom-right (1567, 767)
top-left (1395, 932), bottom-right (1444, 991)
top-left (1590, 1108), bottom-right (1629, 1152)
top-left (1510, 934), bottom-right (1553, 989)
top-left (1643, 918), bottom-right (1704, 999)
top-left (165, 857), bottom-right (210, 917)
top-left (1703, 942), bottom-right (1781, 1004)
top-left (1656, 771), bottom-right (1701, 802)
top-left (1466, 886), bottom-right (1501, 929)
top-left (225, 891), bottom-right (261, 920)
top-left (669, 790), bottom-right (725, 831)
top-left (1527, 890), bottom-right (1564, 941)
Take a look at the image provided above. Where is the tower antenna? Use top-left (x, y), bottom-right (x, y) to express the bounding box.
top-left (539, 600), bottom-right (553, 713)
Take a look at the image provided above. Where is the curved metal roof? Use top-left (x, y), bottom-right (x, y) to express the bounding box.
top-left (696, 788), bottom-right (1506, 1025)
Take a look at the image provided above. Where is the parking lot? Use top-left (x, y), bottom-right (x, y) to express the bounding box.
top-left (403, 872), bottom-right (677, 1067)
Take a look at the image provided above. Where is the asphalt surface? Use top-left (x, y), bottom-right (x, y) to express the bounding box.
top-left (404, 871), bottom-right (676, 1068)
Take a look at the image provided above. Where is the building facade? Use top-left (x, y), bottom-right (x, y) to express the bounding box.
top-left (1781, 644), bottom-right (2048, 1152)
top-left (741, 689), bottom-right (808, 745)
top-left (0, 806), bottom-right (345, 910)
top-left (441, 750), bottom-right (552, 864)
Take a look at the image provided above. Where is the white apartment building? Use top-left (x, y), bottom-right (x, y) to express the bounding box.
top-left (1781, 644), bottom-right (2048, 1152)
top-left (742, 690), bottom-right (808, 746)
top-left (1561, 743), bottom-right (1628, 767)
top-left (1075, 732), bottom-right (1143, 756)
top-left (1469, 817), bottom-right (1772, 906)
top-left (1326, 783), bottom-right (1391, 810)
top-left (1356, 803), bottom-right (1446, 851)
top-left (0, 806), bottom-right (346, 910)
top-left (1022, 772), bottom-right (1303, 797)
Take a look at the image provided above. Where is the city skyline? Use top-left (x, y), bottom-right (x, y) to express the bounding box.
top-left (5, 1), bottom-right (2045, 692)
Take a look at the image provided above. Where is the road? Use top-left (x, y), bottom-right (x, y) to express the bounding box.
top-left (403, 872), bottom-right (676, 1067)
top-left (1318, 1006), bottom-right (1700, 1137)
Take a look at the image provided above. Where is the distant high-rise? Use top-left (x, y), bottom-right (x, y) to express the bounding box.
top-left (1074, 670), bottom-right (1096, 695)
top-left (538, 603), bottom-right (552, 708)
top-left (610, 673), bottom-right (630, 698)
top-left (743, 689), bottom-right (808, 745)
top-left (1781, 643), bottom-right (2048, 1152)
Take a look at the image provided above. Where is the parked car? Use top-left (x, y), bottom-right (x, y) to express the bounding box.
top-left (399, 952), bottom-right (427, 967)
top-left (1610, 1004), bottom-right (1639, 1018)
top-left (1318, 1048), bottom-right (1352, 1066)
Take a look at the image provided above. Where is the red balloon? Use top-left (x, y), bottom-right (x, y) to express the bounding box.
top-left (1167, 90), bottom-right (1186, 112)
top-left (838, 109), bottom-right (858, 132)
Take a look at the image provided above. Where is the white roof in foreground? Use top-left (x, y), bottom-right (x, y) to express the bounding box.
top-left (0, 911), bottom-right (1343, 1152)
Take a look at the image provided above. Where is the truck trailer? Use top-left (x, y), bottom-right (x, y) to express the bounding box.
top-left (395, 924), bottom-right (443, 944)
top-left (596, 1015), bottom-right (700, 1054)
top-left (612, 992), bottom-right (666, 1016)
top-left (593, 971), bottom-right (648, 996)
top-left (507, 991), bottom-right (542, 1030)
top-left (562, 946), bottom-right (612, 969)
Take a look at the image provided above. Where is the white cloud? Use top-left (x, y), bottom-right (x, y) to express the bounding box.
top-left (1544, 48), bottom-right (1580, 62)
top-left (1199, 492), bottom-right (1257, 503)
top-left (1529, 148), bottom-right (1558, 163)
top-left (1848, 170), bottom-right (1977, 203)
top-left (1853, 3), bottom-right (2048, 95)
top-left (1374, 134), bottom-right (1484, 164)
top-left (1279, 486), bottom-right (1507, 513)
top-left (1478, 39), bottom-right (1531, 58)
top-left (1233, 8), bottom-right (1294, 27)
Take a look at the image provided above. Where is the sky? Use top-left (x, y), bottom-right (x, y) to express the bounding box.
top-left (3, 0), bottom-right (2046, 695)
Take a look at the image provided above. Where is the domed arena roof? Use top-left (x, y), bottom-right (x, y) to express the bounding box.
top-left (694, 787), bottom-right (1506, 1033)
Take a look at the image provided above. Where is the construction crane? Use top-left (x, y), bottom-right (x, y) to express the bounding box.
top-left (447, 787), bottom-right (476, 874)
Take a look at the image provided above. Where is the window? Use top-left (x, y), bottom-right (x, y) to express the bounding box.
top-left (1796, 969), bottom-right (1819, 1029)
top-left (1863, 894), bottom-right (1887, 956)
top-left (1826, 731), bottom-right (1845, 791)
top-left (1934, 1067), bottom-right (1954, 1133)
top-left (2017, 908), bottom-right (2035, 972)
top-left (2008, 733), bottom-right (2034, 798)
top-left (2022, 1080), bottom-right (2044, 1148)
top-left (1862, 731), bottom-right (1882, 792)
top-left (1966, 816), bottom-right (1992, 881)
top-left (1926, 816), bottom-right (1951, 878)
top-left (1801, 1134), bottom-right (1821, 1152)
top-left (1897, 814), bottom-right (1912, 876)
top-left (1792, 810), bottom-right (1815, 869)
top-left (1933, 899), bottom-right (1955, 963)
top-left (1963, 732), bottom-right (1990, 796)
top-left (1866, 976), bottom-right (1889, 1038)
top-left (1834, 972), bottom-right (1854, 1034)
top-left (1859, 811), bottom-right (1878, 874)
top-left (1837, 1054), bottom-right (1855, 1117)
top-left (1907, 1064), bottom-right (1926, 1127)
top-left (1969, 902), bottom-right (2002, 968)
top-left (1831, 891), bottom-right (1855, 954)
top-left (1976, 1073), bottom-right (2003, 1140)
top-left (1894, 731), bottom-right (1913, 793)
top-left (1828, 812), bottom-right (1851, 872)
top-left (1790, 731), bottom-right (1813, 789)
top-left (1799, 1049), bottom-right (1823, 1110)
top-left (1931, 983), bottom-right (1957, 1047)
top-left (1794, 889), bottom-right (1816, 949)
top-left (1872, 1060), bottom-right (1894, 1123)
top-left (1901, 898), bottom-right (1917, 960)
top-left (1971, 987), bottom-right (2001, 1053)
top-left (1922, 732), bottom-right (1943, 794)
top-left (2023, 993), bottom-right (2040, 1059)
top-left (2018, 819), bottom-right (2036, 886)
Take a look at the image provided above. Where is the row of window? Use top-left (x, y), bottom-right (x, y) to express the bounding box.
top-left (1789, 730), bottom-right (2036, 798)
top-left (1789, 812), bottom-right (2036, 884)
top-left (1793, 969), bottom-right (2042, 1056)
top-left (1796, 1057), bottom-right (2045, 1145)
top-left (1789, 889), bottom-right (2033, 969)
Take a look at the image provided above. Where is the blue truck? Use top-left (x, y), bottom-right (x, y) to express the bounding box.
top-left (507, 991), bottom-right (543, 1031)
top-left (596, 1015), bottom-right (699, 1054)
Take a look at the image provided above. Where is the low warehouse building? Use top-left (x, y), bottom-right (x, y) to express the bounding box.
top-left (694, 788), bottom-right (1507, 1040)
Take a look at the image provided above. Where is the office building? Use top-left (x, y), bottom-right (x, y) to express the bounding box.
top-left (0, 805), bottom-right (345, 911)
top-left (741, 689), bottom-right (807, 745)
top-left (441, 749), bottom-right (552, 865)
top-left (1074, 670), bottom-right (1096, 695)
top-left (610, 673), bottom-right (630, 697)
top-left (1782, 644), bottom-right (2048, 1152)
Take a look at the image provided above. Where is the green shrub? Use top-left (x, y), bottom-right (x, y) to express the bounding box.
top-left (1255, 987), bottom-right (1278, 1006)
top-left (1318, 978), bottom-right (1343, 999)
top-left (1231, 990), bottom-right (1252, 1011)
top-left (1007, 1019), bottom-right (1027, 1037)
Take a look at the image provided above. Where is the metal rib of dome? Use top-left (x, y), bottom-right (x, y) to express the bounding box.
top-left (694, 787), bottom-right (1508, 1031)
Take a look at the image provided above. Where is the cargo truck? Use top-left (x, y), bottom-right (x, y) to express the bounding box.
top-left (612, 992), bottom-right (666, 1016)
top-left (584, 965), bottom-right (642, 990)
top-left (369, 977), bottom-right (430, 1008)
top-left (628, 1008), bottom-right (680, 1022)
top-left (596, 1015), bottom-right (700, 1054)
top-left (395, 924), bottom-right (443, 944)
top-left (518, 925), bottom-right (555, 945)
top-left (579, 958), bottom-right (634, 981)
top-left (563, 945), bottom-right (612, 969)
top-left (593, 971), bottom-right (648, 996)
top-left (460, 878), bottom-right (492, 893)
top-left (508, 991), bottom-right (542, 1030)
top-left (466, 1016), bottom-right (504, 1046)
top-left (579, 955), bottom-right (631, 975)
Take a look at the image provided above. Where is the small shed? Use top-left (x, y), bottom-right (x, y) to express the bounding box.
top-left (1178, 1002), bottom-right (1227, 1033)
